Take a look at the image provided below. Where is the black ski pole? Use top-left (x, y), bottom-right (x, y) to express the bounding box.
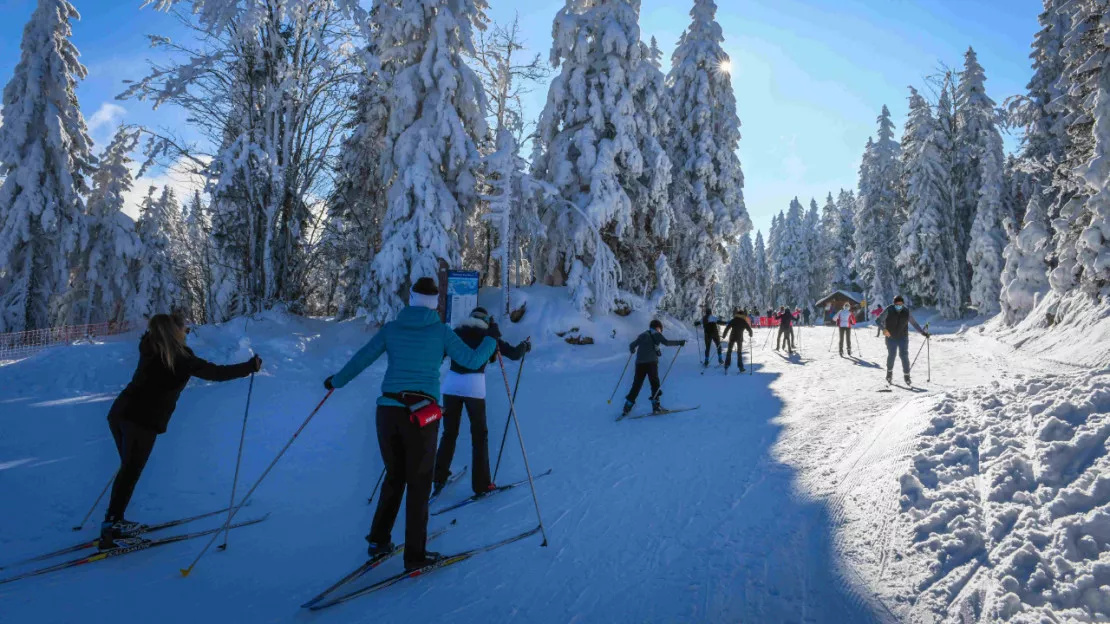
top-left (218, 371), bottom-right (254, 551)
top-left (607, 353), bottom-right (633, 405)
top-left (855, 327), bottom-right (865, 359)
top-left (749, 336), bottom-right (754, 375)
top-left (493, 344), bottom-right (529, 483)
top-left (927, 336), bottom-right (931, 382)
top-left (367, 468), bottom-right (385, 505)
top-left (496, 351), bottom-right (549, 546)
top-left (72, 472), bottom-right (116, 532)
top-left (651, 345), bottom-right (683, 402)
top-left (828, 326), bottom-right (836, 352)
top-left (694, 324), bottom-right (703, 366)
top-left (910, 324), bottom-right (931, 373)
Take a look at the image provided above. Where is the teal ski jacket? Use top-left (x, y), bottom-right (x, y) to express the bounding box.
top-left (331, 306), bottom-right (497, 407)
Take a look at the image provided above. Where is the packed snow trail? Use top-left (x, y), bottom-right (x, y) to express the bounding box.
top-left (0, 295), bottom-right (1061, 623)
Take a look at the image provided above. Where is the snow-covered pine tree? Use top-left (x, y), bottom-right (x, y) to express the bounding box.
top-left (665, 0), bottom-right (751, 320)
top-left (753, 230), bottom-right (770, 312)
top-left (958, 48), bottom-right (1008, 315)
top-left (531, 0), bottom-right (676, 315)
top-left (935, 73), bottom-right (968, 304)
top-left (818, 193), bottom-right (839, 294)
top-left (649, 36), bottom-right (663, 71)
top-left (834, 189), bottom-right (857, 289)
top-left (180, 191), bottom-right (211, 322)
top-left (725, 231), bottom-right (756, 312)
top-left (804, 198), bottom-right (821, 304)
top-left (71, 126), bottom-right (142, 326)
top-left (361, 0), bottom-right (491, 322)
top-left (0, 0), bottom-right (95, 332)
top-left (776, 198), bottom-right (811, 308)
top-left (767, 211), bottom-right (784, 305)
top-left (134, 187), bottom-right (184, 319)
top-left (854, 107), bottom-right (902, 307)
top-left (1001, 190), bottom-right (1052, 323)
top-left (896, 87), bottom-right (961, 317)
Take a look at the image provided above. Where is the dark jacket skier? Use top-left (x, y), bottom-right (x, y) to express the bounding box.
top-left (435, 307), bottom-right (530, 496)
top-left (775, 307), bottom-right (798, 352)
top-left (876, 295), bottom-right (930, 384)
top-left (695, 309), bottom-right (724, 367)
top-left (721, 310), bottom-right (754, 371)
top-left (100, 314), bottom-right (261, 550)
top-left (623, 320), bottom-right (685, 415)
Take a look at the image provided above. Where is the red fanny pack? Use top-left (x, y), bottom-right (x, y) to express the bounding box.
top-left (387, 392), bottom-right (443, 428)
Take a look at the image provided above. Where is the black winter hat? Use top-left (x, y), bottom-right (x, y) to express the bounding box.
top-left (650, 319), bottom-right (664, 331)
top-left (893, 295), bottom-right (905, 304)
top-left (412, 277), bottom-right (439, 296)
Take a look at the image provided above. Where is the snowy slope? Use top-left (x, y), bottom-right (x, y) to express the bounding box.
top-left (0, 290), bottom-right (1097, 623)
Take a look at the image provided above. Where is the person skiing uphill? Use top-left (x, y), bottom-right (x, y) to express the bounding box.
top-left (832, 302), bottom-right (856, 356)
top-left (775, 307), bottom-right (798, 353)
top-left (100, 314), bottom-right (262, 551)
top-left (802, 306), bottom-right (811, 326)
top-left (324, 277), bottom-right (497, 572)
top-left (721, 308), bottom-right (754, 372)
top-left (872, 304), bottom-right (884, 337)
top-left (876, 295), bottom-right (930, 385)
top-left (434, 307), bottom-right (531, 497)
top-left (622, 320), bottom-right (685, 416)
top-left (694, 307), bottom-right (724, 367)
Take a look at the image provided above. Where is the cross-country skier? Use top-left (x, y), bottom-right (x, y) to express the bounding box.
top-left (434, 307), bottom-right (530, 497)
top-left (832, 302), bottom-right (857, 356)
top-left (324, 277), bottom-right (497, 571)
top-left (694, 307), bottom-right (724, 367)
top-left (775, 306), bottom-right (799, 353)
top-left (99, 314), bottom-right (262, 551)
top-left (875, 295), bottom-right (930, 385)
top-left (721, 309), bottom-right (754, 372)
top-left (622, 320), bottom-right (686, 416)
top-left (802, 306), bottom-right (812, 326)
top-left (872, 303), bottom-right (884, 337)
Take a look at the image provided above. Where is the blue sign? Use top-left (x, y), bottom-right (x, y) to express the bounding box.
top-left (445, 270), bottom-right (480, 327)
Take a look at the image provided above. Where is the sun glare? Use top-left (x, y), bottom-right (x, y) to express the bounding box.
top-left (719, 59), bottom-right (733, 75)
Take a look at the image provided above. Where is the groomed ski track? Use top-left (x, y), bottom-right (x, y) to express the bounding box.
top-left (0, 309), bottom-right (1064, 623)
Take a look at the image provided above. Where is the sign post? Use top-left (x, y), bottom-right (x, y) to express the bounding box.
top-left (445, 270), bottom-right (481, 327)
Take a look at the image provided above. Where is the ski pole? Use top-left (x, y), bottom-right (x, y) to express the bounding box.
top-left (367, 467), bottom-right (385, 505)
top-left (180, 390), bottom-right (333, 577)
top-left (927, 336), bottom-right (931, 382)
top-left (651, 344), bottom-right (683, 402)
top-left (494, 341), bottom-right (529, 482)
top-left (72, 472), bottom-right (116, 532)
top-left (910, 324), bottom-right (931, 373)
top-left (749, 337), bottom-right (754, 375)
top-left (762, 325), bottom-right (772, 350)
top-left (496, 351), bottom-right (549, 547)
top-left (607, 353), bottom-right (633, 405)
top-left (694, 324), bottom-right (703, 365)
top-left (218, 371), bottom-right (254, 551)
top-left (828, 327), bottom-right (835, 352)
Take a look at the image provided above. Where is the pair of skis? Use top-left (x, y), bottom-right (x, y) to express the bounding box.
top-left (0, 514), bottom-right (269, 586)
top-left (304, 524), bottom-right (542, 611)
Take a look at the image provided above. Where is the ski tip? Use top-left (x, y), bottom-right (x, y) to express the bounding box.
top-left (216, 544), bottom-right (227, 552)
top-left (179, 568), bottom-right (192, 578)
top-left (70, 526), bottom-right (81, 532)
top-left (450, 518), bottom-right (459, 525)
top-left (540, 539), bottom-right (549, 548)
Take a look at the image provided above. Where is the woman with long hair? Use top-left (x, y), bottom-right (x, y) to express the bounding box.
top-left (99, 314), bottom-right (262, 550)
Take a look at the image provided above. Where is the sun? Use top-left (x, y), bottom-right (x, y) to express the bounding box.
top-left (719, 59), bottom-right (733, 75)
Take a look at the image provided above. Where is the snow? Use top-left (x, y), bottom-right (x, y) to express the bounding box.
top-left (2, 287), bottom-right (1104, 623)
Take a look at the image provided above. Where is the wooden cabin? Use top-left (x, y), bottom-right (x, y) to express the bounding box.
top-left (814, 290), bottom-right (865, 324)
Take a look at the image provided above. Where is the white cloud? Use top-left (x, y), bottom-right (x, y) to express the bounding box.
top-left (87, 103), bottom-right (127, 133)
top-left (122, 156), bottom-right (210, 220)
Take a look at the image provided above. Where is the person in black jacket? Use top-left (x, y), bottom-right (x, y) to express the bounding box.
top-left (434, 307), bottom-right (530, 496)
top-left (99, 314), bottom-right (261, 551)
top-left (623, 320), bottom-right (685, 415)
top-left (721, 309), bottom-right (754, 372)
top-left (876, 295), bottom-right (930, 385)
top-left (774, 306), bottom-right (798, 353)
top-left (694, 307), bottom-right (723, 368)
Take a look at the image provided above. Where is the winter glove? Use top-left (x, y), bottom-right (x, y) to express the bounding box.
top-left (324, 376), bottom-right (335, 391)
top-left (629, 344), bottom-right (636, 354)
top-left (251, 354), bottom-right (263, 372)
top-left (488, 320), bottom-right (502, 340)
top-left (679, 340), bottom-right (687, 347)
top-left (521, 340), bottom-right (532, 353)
top-left (922, 331), bottom-right (931, 339)
top-left (694, 321), bottom-right (702, 327)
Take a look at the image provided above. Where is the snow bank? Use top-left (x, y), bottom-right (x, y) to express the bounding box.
top-left (994, 291), bottom-right (1110, 368)
top-left (899, 368), bottom-right (1110, 622)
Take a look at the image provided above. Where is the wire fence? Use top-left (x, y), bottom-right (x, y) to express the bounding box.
top-left (0, 320), bottom-right (136, 361)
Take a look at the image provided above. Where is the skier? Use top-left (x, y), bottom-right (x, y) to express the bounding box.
top-left (694, 307), bottom-right (724, 367)
top-left (872, 303), bottom-right (884, 337)
top-left (802, 306), bottom-right (812, 326)
top-left (434, 307), bottom-right (531, 497)
top-left (100, 314), bottom-right (262, 551)
top-left (622, 320), bottom-right (686, 416)
top-left (324, 277), bottom-right (498, 571)
top-left (832, 302), bottom-right (857, 356)
top-left (775, 306), bottom-right (798, 353)
top-left (721, 308), bottom-right (754, 372)
top-left (875, 295), bottom-right (930, 385)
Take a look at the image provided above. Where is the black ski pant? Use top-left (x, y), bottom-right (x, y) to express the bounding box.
top-left (105, 417), bottom-right (159, 521)
top-left (626, 362), bottom-right (661, 404)
top-left (724, 338), bottom-right (746, 370)
top-left (886, 335), bottom-right (911, 375)
top-left (779, 326), bottom-right (795, 350)
top-left (368, 404), bottom-right (438, 566)
top-left (703, 332), bottom-right (721, 362)
top-left (434, 395), bottom-right (492, 494)
top-left (839, 327), bottom-right (853, 354)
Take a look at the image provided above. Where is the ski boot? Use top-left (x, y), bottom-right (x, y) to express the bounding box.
top-left (366, 539), bottom-right (395, 561)
top-left (717, 353), bottom-right (724, 366)
top-left (431, 479), bottom-right (447, 499)
top-left (404, 551), bottom-right (444, 573)
top-left (885, 370), bottom-right (893, 384)
top-left (905, 374), bottom-right (912, 386)
top-left (622, 400), bottom-right (634, 416)
top-left (651, 399), bottom-right (663, 414)
top-left (702, 358), bottom-right (709, 368)
top-left (98, 520), bottom-right (149, 552)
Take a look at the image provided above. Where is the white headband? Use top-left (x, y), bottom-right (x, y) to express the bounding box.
top-left (410, 291), bottom-right (438, 310)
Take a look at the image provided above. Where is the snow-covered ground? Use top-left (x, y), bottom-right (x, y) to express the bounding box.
top-left (0, 288), bottom-right (1105, 623)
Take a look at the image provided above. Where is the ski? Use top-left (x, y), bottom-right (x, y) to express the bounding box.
top-left (431, 469), bottom-right (554, 517)
top-left (429, 466), bottom-right (468, 504)
top-left (626, 406), bottom-right (700, 420)
top-left (308, 525), bottom-right (542, 611)
top-left (0, 514), bottom-right (269, 586)
top-left (300, 522), bottom-right (455, 608)
top-left (0, 503), bottom-right (252, 571)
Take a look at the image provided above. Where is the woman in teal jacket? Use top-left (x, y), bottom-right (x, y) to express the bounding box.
top-left (325, 277), bottom-right (497, 571)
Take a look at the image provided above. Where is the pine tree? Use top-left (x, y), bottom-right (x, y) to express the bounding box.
top-left (71, 126), bottom-right (143, 326)
top-left (1001, 190), bottom-right (1052, 323)
top-left (753, 230), bottom-right (770, 312)
top-left (363, 0), bottom-right (490, 322)
top-left (818, 193), bottom-right (839, 293)
top-left (854, 107), bottom-right (902, 307)
top-left (776, 198), bottom-right (810, 308)
top-left (0, 0), bottom-right (95, 332)
top-left (767, 211), bottom-right (784, 305)
top-left (935, 73), bottom-right (968, 304)
top-left (134, 187), bottom-right (184, 319)
top-left (835, 189), bottom-right (857, 289)
top-left (180, 191), bottom-right (211, 323)
top-left (958, 48), bottom-right (1008, 315)
top-left (896, 87), bottom-right (961, 317)
top-left (665, 0), bottom-right (751, 319)
top-left (804, 198), bottom-right (821, 304)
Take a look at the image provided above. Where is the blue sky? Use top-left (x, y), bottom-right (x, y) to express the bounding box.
top-left (0, 0), bottom-right (1042, 234)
